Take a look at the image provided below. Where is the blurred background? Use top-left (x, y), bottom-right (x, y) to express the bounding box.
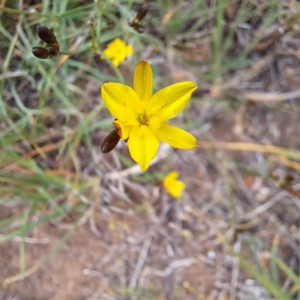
top-left (1, 0), bottom-right (300, 299)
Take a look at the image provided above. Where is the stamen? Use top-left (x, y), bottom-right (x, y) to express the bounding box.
top-left (137, 114), bottom-right (148, 125)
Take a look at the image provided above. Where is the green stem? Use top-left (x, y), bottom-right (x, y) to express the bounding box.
top-left (90, 27), bottom-right (98, 51)
top-left (60, 48), bottom-right (90, 55)
top-left (0, 7), bottom-right (57, 20)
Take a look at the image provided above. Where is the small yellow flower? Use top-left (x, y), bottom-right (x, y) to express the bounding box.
top-left (101, 61), bottom-right (198, 171)
top-left (102, 38), bottom-right (133, 67)
top-left (163, 171), bottom-right (185, 198)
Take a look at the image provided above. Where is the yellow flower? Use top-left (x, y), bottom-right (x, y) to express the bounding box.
top-left (102, 38), bottom-right (133, 67)
top-left (163, 171), bottom-right (185, 198)
top-left (101, 61), bottom-right (198, 171)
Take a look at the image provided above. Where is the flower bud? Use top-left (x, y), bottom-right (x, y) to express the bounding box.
top-left (136, 25), bottom-right (146, 34)
top-left (87, 17), bottom-right (95, 28)
top-left (101, 129), bottom-right (121, 153)
top-left (135, 5), bottom-right (148, 22)
top-left (36, 25), bottom-right (58, 44)
top-left (47, 45), bottom-right (61, 58)
top-left (32, 47), bottom-right (50, 59)
top-left (129, 4), bottom-right (148, 33)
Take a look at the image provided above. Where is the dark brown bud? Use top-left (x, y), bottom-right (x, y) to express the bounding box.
top-left (47, 45), bottom-right (61, 58)
top-left (101, 129), bottom-right (121, 153)
top-left (136, 24), bottom-right (146, 33)
top-left (112, 121), bottom-right (122, 137)
top-left (32, 47), bottom-right (50, 59)
top-left (36, 25), bottom-right (58, 44)
top-left (129, 5), bottom-right (148, 33)
top-left (135, 5), bottom-right (148, 22)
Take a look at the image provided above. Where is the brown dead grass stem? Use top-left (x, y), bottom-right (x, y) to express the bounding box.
top-left (0, 0), bottom-right (7, 9)
top-left (53, 35), bottom-right (86, 73)
top-left (0, 166), bottom-right (81, 181)
top-left (197, 141), bottom-right (300, 162)
top-left (276, 156), bottom-right (300, 171)
top-left (243, 90), bottom-right (300, 102)
top-left (224, 52), bottom-right (275, 88)
top-left (23, 132), bottom-right (74, 159)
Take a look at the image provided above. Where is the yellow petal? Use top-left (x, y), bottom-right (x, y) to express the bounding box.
top-left (133, 61), bottom-right (153, 102)
top-left (103, 48), bottom-right (114, 58)
top-left (153, 123), bottom-right (197, 149)
top-left (165, 170), bottom-right (179, 180)
top-left (112, 57), bottom-right (120, 66)
top-left (128, 125), bottom-right (159, 171)
top-left (101, 83), bottom-right (139, 120)
top-left (113, 38), bottom-right (123, 45)
top-left (107, 38), bottom-right (123, 50)
top-left (126, 45), bottom-right (133, 55)
top-left (168, 180), bottom-right (185, 197)
top-left (113, 120), bottom-right (132, 140)
top-left (148, 82), bottom-right (197, 122)
top-left (163, 171), bottom-right (185, 198)
top-left (102, 38), bottom-right (132, 66)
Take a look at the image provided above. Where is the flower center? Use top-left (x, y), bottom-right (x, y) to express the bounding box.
top-left (137, 113), bottom-right (148, 125)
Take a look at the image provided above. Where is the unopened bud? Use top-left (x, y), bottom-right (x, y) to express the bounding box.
top-left (87, 17), bottom-right (95, 28)
top-left (129, 4), bottom-right (148, 34)
top-left (101, 129), bottom-right (121, 153)
top-left (135, 5), bottom-right (148, 22)
top-left (32, 47), bottom-right (50, 59)
top-left (47, 45), bottom-right (61, 58)
top-left (136, 25), bottom-right (146, 33)
top-left (36, 25), bottom-right (58, 44)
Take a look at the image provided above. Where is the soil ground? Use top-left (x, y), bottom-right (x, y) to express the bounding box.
top-left (1, 105), bottom-right (300, 299)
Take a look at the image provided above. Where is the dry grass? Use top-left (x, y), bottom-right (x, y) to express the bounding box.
top-left (1, 0), bottom-right (300, 299)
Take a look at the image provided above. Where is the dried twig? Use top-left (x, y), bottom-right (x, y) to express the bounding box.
top-left (245, 191), bottom-right (288, 219)
top-left (151, 258), bottom-right (197, 277)
top-left (243, 90), bottom-right (300, 102)
top-left (129, 237), bottom-right (152, 288)
top-left (197, 141), bottom-right (300, 162)
top-left (0, 235), bottom-right (49, 244)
